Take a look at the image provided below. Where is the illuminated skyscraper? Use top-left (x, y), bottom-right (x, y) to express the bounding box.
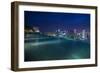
top-left (81, 29), bottom-right (87, 40)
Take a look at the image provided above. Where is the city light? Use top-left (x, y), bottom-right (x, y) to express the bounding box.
top-left (25, 26), bottom-right (90, 41)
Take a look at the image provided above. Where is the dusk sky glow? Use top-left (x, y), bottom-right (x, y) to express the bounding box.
top-left (24, 11), bottom-right (90, 33)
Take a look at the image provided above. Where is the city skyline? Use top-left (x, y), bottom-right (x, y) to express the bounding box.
top-left (24, 11), bottom-right (90, 61)
top-left (24, 11), bottom-right (90, 33)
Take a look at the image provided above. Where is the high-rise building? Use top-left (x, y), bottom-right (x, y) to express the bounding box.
top-left (81, 29), bottom-right (87, 40)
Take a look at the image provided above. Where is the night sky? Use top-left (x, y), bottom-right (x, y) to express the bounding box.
top-left (24, 11), bottom-right (90, 33)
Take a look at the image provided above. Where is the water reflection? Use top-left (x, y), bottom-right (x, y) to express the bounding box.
top-left (24, 33), bottom-right (90, 61)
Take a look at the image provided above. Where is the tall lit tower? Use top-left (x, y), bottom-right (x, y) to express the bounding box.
top-left (81, 29), bottom-right (87, 40)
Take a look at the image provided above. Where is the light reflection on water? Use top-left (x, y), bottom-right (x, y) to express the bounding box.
top-left (25, 39), bottom-right (61, 49)
top-left (24, 33), bottom-right (90, 61)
